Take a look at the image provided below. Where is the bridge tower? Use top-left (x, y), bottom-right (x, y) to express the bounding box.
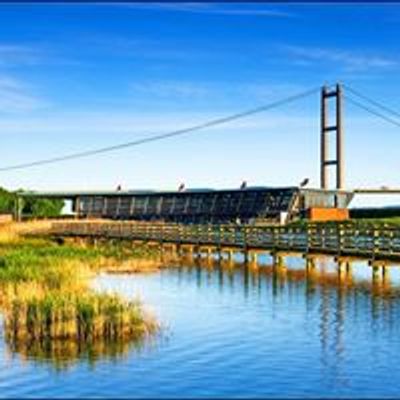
top-left (320, 83), bottom-right (344, 190)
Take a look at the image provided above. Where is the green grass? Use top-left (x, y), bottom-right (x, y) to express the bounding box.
top-left (0, 238), bottom-right (160, 288)
top-left (351, 217), bottom-right (400, 227)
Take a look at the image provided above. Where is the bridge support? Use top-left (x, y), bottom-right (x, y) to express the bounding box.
top-left (273, 253), bottom-right (284, 267)
top-left (337, 261), bottom-right (347, 283)
top-left (305, 256), bottom-right (316, 272)
top-left (203, 246), bottom-right (214, 259)
top-left (241, 248), bottom-right (248, 264)
top-left (346, 261), bottom-right (352, 274)
top-left (216, 248), bottom-right (222, 262)
top-left (226, 249), bottom-right (235, 261)
top-left (382, 266), bottom-right (391, 289)
top-left (272, 253), bottom-right (285, 275)
top-left (321, 83), bottom-right (344, 190)
top-left (368, 260), bottom-right (390, 285)
top-left (249, 251), bottom-right (258, 268)
top-left (373, 266), bottom-right (380, 283)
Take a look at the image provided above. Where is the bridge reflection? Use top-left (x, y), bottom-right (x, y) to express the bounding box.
top-left (164, 250), bottom-right (399, 295)
top-left (162, 250), bottom-right (400, 343)
top-left (164, 253), bottom-right (399, 388)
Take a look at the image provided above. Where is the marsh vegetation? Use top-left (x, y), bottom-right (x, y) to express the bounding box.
top-left (0, 224), bottom-right (161, 367)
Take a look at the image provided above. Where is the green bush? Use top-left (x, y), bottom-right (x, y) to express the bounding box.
top-left (0, 187), bottom-right (64, 218)
top-left (21, 196), bottom-right (64, 218)
top-left (0, 187), bottom-right (16, 214)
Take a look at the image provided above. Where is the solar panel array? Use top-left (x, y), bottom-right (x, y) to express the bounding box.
top-left (78, 188), bottom-right (298, 223)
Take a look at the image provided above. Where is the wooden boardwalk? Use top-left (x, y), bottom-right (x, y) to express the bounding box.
top-left (50, 221), bottom-right (400, 263)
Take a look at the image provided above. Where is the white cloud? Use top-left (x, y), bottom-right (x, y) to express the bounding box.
top-left (131, 80), bottom-right (210, 99)
top-left (0, 42), bottom-right (84, 68)
top-left (117, 3), bottom-right (294, 18)
top-left (0, 74), bottom-right (48, 113)
top-left (0, 110), bottom-right (315, 136)
top-left (0, 42), bottom-right (57, 113)
top-left (128, 79), bottom-right (311, 104)
top-left (238, 83), bottom-right (310, 101)
top-left (283, 45), bottom-right (398, 72)
top-left (84, 35), bottom-right (214, 62)
top-left (0, 44), bottom-right (42, 66)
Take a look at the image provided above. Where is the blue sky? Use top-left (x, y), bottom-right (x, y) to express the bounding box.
top-left (1, 3), bottom-right (400, 206)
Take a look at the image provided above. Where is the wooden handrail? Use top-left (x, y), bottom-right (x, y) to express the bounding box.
top-left (50, 221), bottom-right (400, 260)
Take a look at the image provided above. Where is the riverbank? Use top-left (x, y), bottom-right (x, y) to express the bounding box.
top-left (0, 223), bottom-right (161, 367)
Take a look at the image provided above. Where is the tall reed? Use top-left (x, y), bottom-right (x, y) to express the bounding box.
top-left (4, 291), bottom-right (157, 343)
top-left (0, 231), bottom-right (160, 367)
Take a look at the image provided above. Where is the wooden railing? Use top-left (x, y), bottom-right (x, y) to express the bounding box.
top-left (50, 221), bottom-right (400, 261)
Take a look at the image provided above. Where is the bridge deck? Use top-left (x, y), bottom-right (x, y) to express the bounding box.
top-left (49, 221), bottom-right (400, 263)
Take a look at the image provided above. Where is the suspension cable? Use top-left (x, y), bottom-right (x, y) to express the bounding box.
top-left (344, 84), bottom-right (400, 120)
top-left (0, 87), bottom-right (319, 172)
top-left (345, 94), bottom-right (400, 129)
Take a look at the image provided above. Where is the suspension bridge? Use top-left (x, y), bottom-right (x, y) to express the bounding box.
top-left (7, 82), bottom-right (400, 280)
top-left (13, 82), bottom-right (400, 221)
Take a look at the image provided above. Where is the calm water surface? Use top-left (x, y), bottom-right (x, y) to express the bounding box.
top-left (1, 254), bottom-right (400, 398)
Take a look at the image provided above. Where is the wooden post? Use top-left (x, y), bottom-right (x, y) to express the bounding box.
top-left (14, 195), bottom-right (22, 222)
top-left (226, 249), bottom-right (235, 266)
top-left (273, 253), bottom-right (284, 268)
top-left (306, 257), bottom-right (315, 272)
top-left (194, 245), bottom-right (200, 259)
top-left (249, 251), bottom-right (258, 267)
top-left (75, 196), bottom-right (81, 219)
top-left (382, 265), bottom-right (390, 289)
top-left (337, 261), bottom-right (346, 282)
top-left (243, 250), bottom-right (249, 264)
top-left (345, 261), bottom-right (351, 274)
top-left (382, 265), bottom-right (389, 279)
top-left (372, 265), bottom-right (381, 283)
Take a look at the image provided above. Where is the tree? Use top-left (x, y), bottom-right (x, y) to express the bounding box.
top-left (0, 187), bottom-right (16, 214)
top-left (0, 187), bottom-right (64, 218)
top-left (21, 196), bottom-right (64, 218)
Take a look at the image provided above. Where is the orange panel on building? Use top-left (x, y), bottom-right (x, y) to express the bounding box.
top-left (307, 207), bottom-right (349, 222)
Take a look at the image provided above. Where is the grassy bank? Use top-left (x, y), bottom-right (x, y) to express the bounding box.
top-left (0, 226), bottom-right (161, 367)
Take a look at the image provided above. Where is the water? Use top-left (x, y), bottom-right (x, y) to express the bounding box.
top-left (1, 254), bottom-right (400, 398)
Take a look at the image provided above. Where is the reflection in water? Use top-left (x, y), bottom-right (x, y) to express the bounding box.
top-left (171, 254), bottom-right (400, 393)
top-left (2, 308), bottom-right (159, 372)
top-left (5, 336), bottom-right (147, 371)
top-left (174, 254), bottom-right (400, 355)
top-left (2, 252), bottom-right (400, 397)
